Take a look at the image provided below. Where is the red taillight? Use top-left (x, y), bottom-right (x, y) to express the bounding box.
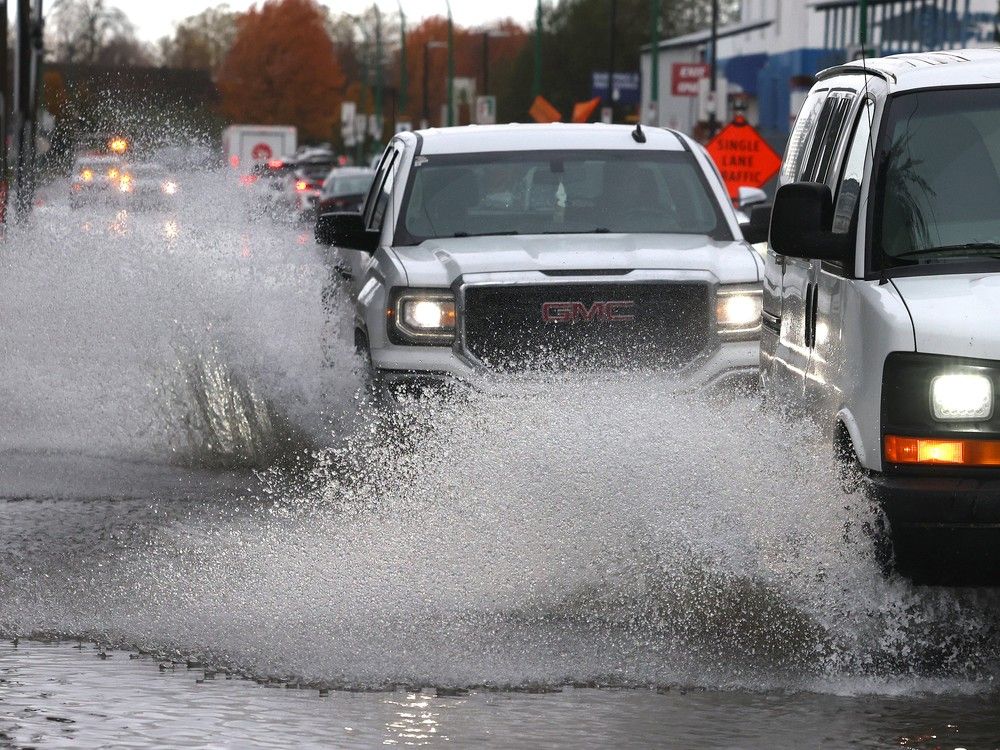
top-left (295, 180), bottom-right (309, 191)
top-left (268, 159), bottom-right (284, 169)
top-left (239, 174), bottom-right (258, 186)
top-left (229, 154), bottom-right (240, 168)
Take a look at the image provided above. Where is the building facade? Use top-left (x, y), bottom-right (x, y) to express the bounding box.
top-left (641, 0), bottom-right (999, 146)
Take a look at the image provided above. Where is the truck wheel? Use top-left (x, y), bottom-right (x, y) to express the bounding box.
top-left (835, 424), bottom-right (894, 577)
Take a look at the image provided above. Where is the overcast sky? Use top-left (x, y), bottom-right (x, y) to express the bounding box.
top-left (110, 1), bottom-right (540, 42)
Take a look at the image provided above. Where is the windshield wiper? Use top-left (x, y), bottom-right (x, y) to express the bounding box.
top-left (895, 242), bottom-right (1000, 260)
top-left (452, 230), bottom-right (519, 238)
top-left (542, 228), bottom-right (611, 234)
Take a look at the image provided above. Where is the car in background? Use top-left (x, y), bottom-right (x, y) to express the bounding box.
top-left (243, 158), bottom-right (296, 216)
top-left (115, 162), bottom-right (182, 209)
top-left (69, 154), bottom-right (125, 208)
top-left (287, 151), bottom-right (338, 220)
top-left (315, 167), bottom-right (374, 215)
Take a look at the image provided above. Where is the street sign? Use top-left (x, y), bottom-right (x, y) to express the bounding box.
top-left (475, 96), bottom-right (496, 125)
top-left (251, 142), bottom-right (273, 161)
top-left (341, 101), bottom-right (357, 146)
top-left (705, 117), bottom-right (782, 199)
top-left (671, 63), bottom-right (709, 96)
top-left (591, 72), bottom-right (640, 105)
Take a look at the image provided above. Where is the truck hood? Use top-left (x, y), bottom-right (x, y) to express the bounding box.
top-left (893, 273), bottom-right (1000, 360)
top-left (391, 233), bottom-right (761, 286)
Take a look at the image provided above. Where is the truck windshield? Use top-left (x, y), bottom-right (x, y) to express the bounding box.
top-left (398, 150), bottom-right (729, 242)
top-left (875, 86), bottom-right (1000, 269)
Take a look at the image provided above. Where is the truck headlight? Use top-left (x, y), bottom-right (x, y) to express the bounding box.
top-left (391, 290), bottom-right (456, 345)
top-left (716, 286), bottom-right (762, 335)
top-left (931, 373), bottom-right (993, 421)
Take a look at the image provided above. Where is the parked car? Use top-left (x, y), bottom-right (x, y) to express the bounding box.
top-left (315, 167), bottom-right (375, 215)
top-left (316, 123), bottom-right (764, 395)
top-left (752, 48), bottom-right (1000, 582)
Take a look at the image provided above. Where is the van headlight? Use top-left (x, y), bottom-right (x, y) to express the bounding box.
top-left (931, 373), bottom-right (993, 421)
top-left (716, 286), bottom-right (762, 337)
top-left (390, 290), bottom-right (456, 345)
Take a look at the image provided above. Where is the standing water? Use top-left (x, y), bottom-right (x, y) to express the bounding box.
top-left (1, 161), bottom-right (1000, 747)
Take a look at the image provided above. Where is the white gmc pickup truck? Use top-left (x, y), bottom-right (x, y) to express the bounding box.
top-left (316, 123), bottom-right (764, 393)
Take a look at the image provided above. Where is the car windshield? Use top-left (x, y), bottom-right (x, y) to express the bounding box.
top-left (299, 162), bottom-right (335, 180)
top-left (875, 86), bottom-right (1000, 269)
top-left (323, 174), bottom-right (373, 198)
top-left (398, 149), bottom-right (728, 242)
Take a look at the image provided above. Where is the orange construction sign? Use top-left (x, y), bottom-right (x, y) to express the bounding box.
top-left (571, 97), bottom-right (601, 123)
top-left (705, 117), bottom-right (782, 199)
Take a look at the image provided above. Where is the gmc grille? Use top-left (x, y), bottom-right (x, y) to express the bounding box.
top-left (461, 282), bottom-right (712, 370)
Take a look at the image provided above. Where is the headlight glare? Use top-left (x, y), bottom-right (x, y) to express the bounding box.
top-left (931, 373), bottom-right (993, 421)
top-left (392, 290), bottom-right (456, 344)
top-left (716, 287), bottom-right (762, 332)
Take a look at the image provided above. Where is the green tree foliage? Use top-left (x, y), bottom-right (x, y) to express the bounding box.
top-left (496, 0), bottom-right (739, 121)
top-left (158, 5), bottom-right (240, 70)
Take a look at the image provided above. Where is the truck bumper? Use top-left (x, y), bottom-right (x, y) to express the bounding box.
top-left (867, 472), bottom-right (1000, 583)
top-left (370, 340), bottom-right (760, 393)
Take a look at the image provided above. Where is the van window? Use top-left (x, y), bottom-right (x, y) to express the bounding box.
top-left (802, 95), bottom-right (853, 184)
top-left (832, 99), bottom-right (874, 235)
top-left (875, 87), bottom-right (1000, 269)
top-left (780, 90), bottom-right (826, 184)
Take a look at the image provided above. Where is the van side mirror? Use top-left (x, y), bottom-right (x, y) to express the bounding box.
top-left (741, 204), bottom-right (771, 244)
top-left (315, 211), bottom-right (379, 253)
top-left (770, 182), bottom-right (850, 262)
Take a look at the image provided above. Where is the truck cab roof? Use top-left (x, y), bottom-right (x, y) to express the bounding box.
top-left (818, 48), bottom-right (1000, 93)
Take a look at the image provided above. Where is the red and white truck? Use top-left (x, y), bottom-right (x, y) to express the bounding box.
top-left (222, 125), bottom-right (297, 171)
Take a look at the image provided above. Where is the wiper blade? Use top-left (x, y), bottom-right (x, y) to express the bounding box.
top-left (895, 242), bottom-right (1000, 260)
top-left (541, 228), bottom-right (611, 234)
top-left (452, 230), bottom-right (519, 238)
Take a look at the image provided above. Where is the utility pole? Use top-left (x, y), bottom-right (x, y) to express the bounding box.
top-left (0, 0), bottom-right (10, 229)
top-left (649, 0), bottom-right (660, 125)
top-left (375, 5), bottom-right (383, 148)
top-left (533, 0), bottom-right (541, 98)
top-left (607, 0), bottom-right (618, 123)
top-left (13, 0), bottom-right (43, 224)
top-left (397, 1), bottom-right (407, 123)
top-left (859, 0), bottom-right (867, 47)
top-left (707, 0), bottom-right (719, 139)
top-left (482, 31), bottom-right (489, 96)
top-left (446, 0), bottom-right (454, 127)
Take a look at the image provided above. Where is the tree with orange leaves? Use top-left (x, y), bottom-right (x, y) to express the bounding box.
top-left (216, 0), bottom-right (345, 143)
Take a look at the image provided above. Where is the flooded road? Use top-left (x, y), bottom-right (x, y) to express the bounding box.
top-left (3, 168), bottom-right (1000, 747)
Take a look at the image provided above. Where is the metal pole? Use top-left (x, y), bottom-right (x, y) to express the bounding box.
top-left (0, 0), bottom-right (9, 229)
top-left (708, 0), bottom-right (719, 138)
top-left (649, 0), bottom-right (660, 124)
top-left (446, 0), bottom-right (454, 127)
top-left (397, 1), bottom-right (407, 119)
top-left (422, 41), bottom-right (430, 127)
top-left (14, 0), bottom-right (42, 224)
top-left (607, 0), bottom-right (617, 123)
top-left (533, 0), bottom-right (541, 98)
top-left (375, 6), bottom-right (383, 146)
top-left (482, 31), bottom-right (489, 96)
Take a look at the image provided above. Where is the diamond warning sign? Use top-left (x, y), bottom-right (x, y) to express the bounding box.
top-left (706, 117), bottom-right (782, 200)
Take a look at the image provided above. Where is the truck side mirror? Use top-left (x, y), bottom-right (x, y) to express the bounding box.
top-left (737, 186), bottom-right (768, 209)
top-left (315, 211), bottom-right (379, 253)
top-left (741, 203), bottom-right (771, 244)
top-left (770, 182), bottom-right (850, 262)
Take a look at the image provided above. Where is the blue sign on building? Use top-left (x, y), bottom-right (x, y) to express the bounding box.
top-left (592, 72), bottom-right (641, 106)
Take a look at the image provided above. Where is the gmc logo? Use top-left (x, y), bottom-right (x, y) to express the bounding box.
top-left (541, 300), bottom-right (636, 323)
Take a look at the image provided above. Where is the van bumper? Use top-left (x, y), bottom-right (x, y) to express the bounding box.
top-left (868, 472), bottom-right (1000, 583)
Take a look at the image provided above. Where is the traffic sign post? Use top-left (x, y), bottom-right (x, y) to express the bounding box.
top-left (705, 117), bottom-right (781, 200)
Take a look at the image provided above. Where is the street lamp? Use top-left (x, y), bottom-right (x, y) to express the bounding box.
top-left (445, 0), bottom-right (454, 127)
top-left (422, 40), bottom-right (447, 128)
top-left (480, 28), bottom-right (510, 97)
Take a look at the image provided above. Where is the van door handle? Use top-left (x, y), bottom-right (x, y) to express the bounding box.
top-left (804, 282), bottom-right (819, 348)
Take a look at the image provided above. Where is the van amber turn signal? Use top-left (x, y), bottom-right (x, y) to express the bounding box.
top-left (884, 435), bottom-right (1000, 466)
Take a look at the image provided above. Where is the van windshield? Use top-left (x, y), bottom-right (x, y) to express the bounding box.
top-left (397, 150), bottom-right (730, 243)
top-left (875, 87), bottom-right (1000, 269)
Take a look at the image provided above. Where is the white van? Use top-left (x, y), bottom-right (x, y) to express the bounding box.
top-left (755, 49), bottom-right (1000, 582)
